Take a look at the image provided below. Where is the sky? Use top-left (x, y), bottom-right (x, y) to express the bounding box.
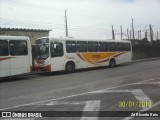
top-left (0, 0), bottom-right (160, 40)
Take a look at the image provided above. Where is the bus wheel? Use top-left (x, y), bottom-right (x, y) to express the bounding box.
top-left (109, 59), bottom-right (116, 67)
top-left (65, 62), bottom-right (75, 73)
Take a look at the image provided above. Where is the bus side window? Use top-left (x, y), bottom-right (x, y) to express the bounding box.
top-left (0, 40), bottom-right (9, 56)
top-left (88, 41), bottom-right (98, 52)
top-left (9, 40), bottom-right (28, 56)
top-left (108, 42), bottom-right (117, 52)
top-left (99, 42), bottom-right (108, 52)
top-left (124, 43), bottom-right (131, 51)
top-left (66, 41), bottom-right (76, 53)
top-left (51, 42), bottom-right (63, 57)
top-left (117, 42), bottom-right (125, 51)
top-left (77, 41), bottom-right (87, 52)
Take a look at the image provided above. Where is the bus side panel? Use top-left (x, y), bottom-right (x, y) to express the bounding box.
top-left (115, 52), bottom-right (132, 65)
top-left (67, 53), bottom-right (88, 69)
top-left (123, 43), bottom-right (132, 63)
top-left (9, 39), bottom-right (31, 76)
top-left (86, 52), bottom-right (109, 68)
top-left (10, 56), bottom-right (30, 76)
top-left (125, 51), bottom-right (132, 63)
top-left (0, 58), bottom-right (10, 77)
top-left (76, 53), bottom-right (88, 69)
top-left (115, 52), bottom-right (125, 64)
top-left (51, 57), bottom-right (65, 71)
top-left (87, 53), bottom-right (100, 68)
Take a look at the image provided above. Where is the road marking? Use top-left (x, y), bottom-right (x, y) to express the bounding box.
top-left (88, 78), bottom-right (160, 94)
top-left (122, 100), bottom-right (160, 120)
top-left (35, 101), bottom-right (85, 105)
top-left (36, 100), bottom-right (100, 120)
top-left (131, 89), bottom-right (152, 103)
top-left (0, 77), bottom-right (159, 111)
top-left (137, 82), bottom-right (160, 84)
top-left (91, 89), bottom-right (133, 93)
top-left (91, 89), bottom-right (153, 109)
top-left (81, 100), bottom-right (101, 120)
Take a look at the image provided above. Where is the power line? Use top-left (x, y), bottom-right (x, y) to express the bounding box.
top-left (1, 17), bottom-right (159, 39)
top-left (0, 18), bottom-right (113, 34)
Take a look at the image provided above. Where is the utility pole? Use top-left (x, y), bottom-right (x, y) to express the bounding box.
top-left (65, 10), bottom-right (68, 37)
top-left (127, 29), bottom-right (129, 40)
top-left (149, 24), bottom-right (153, 45)
top-left (138, 31), bottom-right (139, 40)
top-left (145, 30), bottom-right (148, 45)
top-left (130, 30), bottom-right (132, 40)
top-left (132, 18), bottom-right (135, 40)
top-left (120, 25), bottom-right (122, 40)
top-left (140, 30), bottom-right (141, 40)
top-left (112, 25), bottom-right (115, 40)
top-left (157, 31), bottom-right (159, 40)
top-left (145, 30), bottom-right (148, 40)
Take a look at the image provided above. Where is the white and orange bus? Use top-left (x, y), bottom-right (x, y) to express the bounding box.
top-left (0, 36), bottom-right (32, 78)
top-left (34, 37), bottom-right (132, 73)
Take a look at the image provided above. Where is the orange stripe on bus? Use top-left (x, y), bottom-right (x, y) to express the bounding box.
top-left (77, 52), bottom-right (126, 64)
top-left (77, 53), bottom-right (86, 61)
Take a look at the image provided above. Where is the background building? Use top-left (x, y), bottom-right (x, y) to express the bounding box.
top-left (0, 27), bottom-right (51, 44)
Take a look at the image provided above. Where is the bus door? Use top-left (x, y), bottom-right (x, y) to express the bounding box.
top-left (9, 40), bottom-right (30, 76)
top-left (50, 42), bottom-right (64, 71)
top-left (0, 40), bottom-right (10, 77)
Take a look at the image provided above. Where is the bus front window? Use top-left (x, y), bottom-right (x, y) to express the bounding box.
top-left (35, 44), bottom-right (49, 60)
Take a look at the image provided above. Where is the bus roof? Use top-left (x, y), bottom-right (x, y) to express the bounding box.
top-left (38, 37), bottom-right (131, 43)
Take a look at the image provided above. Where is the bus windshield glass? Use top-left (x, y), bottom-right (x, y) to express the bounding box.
top-left (34, 44), bottom-right (49, 59)
top-left (35, 38), bottom-right (49, 44)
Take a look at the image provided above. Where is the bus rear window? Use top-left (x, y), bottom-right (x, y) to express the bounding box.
top-left (0, 40), bottom-right (9, 56)
top-left (124, 43), bottom-right (131, 51)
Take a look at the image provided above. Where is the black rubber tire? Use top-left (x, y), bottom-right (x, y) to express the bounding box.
top-left (65, 62), bottom-right (75, 73)
top-left (109, 59), bottom-right (116, 67)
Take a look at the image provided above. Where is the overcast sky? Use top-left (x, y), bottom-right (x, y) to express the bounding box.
top-left (0, 0), bottom-right (160, 40)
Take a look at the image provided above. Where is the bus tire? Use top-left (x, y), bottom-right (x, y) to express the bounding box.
top-left (109, 59), bottom-right (116, 67)
top-left (65, 62), bottom-right (75, 73)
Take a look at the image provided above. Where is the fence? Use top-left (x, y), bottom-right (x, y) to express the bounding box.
top-left (132, 45), bottom-right (160, 60)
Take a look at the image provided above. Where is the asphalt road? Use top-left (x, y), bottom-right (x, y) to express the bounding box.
top-left (0, 59), bottom-right (160, 120)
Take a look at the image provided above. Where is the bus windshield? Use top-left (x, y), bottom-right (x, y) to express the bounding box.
top-left (34, 44), bottom-right (49, 60)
